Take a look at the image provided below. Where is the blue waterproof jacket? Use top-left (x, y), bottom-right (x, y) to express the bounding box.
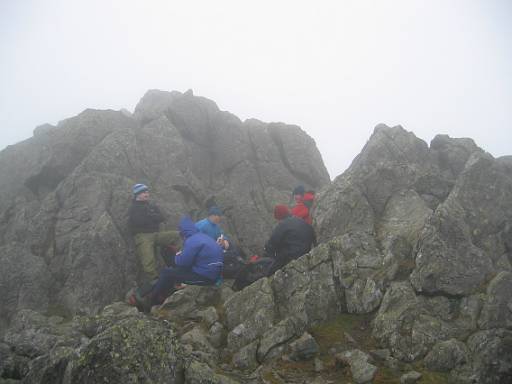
top-left (176, 217), bottom-right (223, 281)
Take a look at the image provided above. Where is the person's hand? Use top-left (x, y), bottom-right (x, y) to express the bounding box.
top-left (216, 236), bottom-right (229, 249)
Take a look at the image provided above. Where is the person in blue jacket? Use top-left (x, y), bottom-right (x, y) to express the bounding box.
top-left (195, 206), bottom-right (230, 250)
top-left (132, 216), bottom-right (224, 311)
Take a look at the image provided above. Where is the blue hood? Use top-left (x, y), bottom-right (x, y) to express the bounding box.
top-left (179, 216), bottom-right (198, 239)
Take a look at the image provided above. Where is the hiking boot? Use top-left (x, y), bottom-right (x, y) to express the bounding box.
top-left (126, 288), bottom-right (151, 313)
top-left (128, 292), bottom-right (137, 306)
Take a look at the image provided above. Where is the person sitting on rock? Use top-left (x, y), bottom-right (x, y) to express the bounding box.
top-left (264, 204), bottom-right (316, 275)
top-left (128, 183), bottom-right (181, 282)
top-left (291, 185), bottom-right (312, 225)
top-left (195, 206), bottom-right (230, 250)
top-left (196, 205), bottom-right (248, 279)
top-left (133, 216), bottom-right (224, 311)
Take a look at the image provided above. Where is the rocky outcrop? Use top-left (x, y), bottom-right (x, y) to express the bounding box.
top-left (2, 97), bottom-right (512, 383)
top-left (314, 125), bottom-right (512, 383)
top-left (0, 89), bottom-right (330, 331)
top-left (1, 304), bottom-right (185, 384)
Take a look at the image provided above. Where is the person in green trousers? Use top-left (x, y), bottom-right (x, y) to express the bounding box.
top-left (128, 183), bottom-right (181, 281)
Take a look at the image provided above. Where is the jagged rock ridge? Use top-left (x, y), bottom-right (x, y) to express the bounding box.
top-left (1, 94), bottom-right (512, 383)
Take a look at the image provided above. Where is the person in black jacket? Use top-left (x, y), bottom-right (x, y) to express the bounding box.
top-left (264, 204), bottom-right (316, 274)
top-left (128, 183), bottom-right (181, 281)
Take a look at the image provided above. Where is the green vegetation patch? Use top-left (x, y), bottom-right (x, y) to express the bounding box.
top-left (310, 312), bottom-right (375, 354)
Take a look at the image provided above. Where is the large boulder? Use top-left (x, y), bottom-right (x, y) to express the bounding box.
top-left (410, 151), bottom-right (512, 296)
top-left (1, 303), bottom-right (187, 384)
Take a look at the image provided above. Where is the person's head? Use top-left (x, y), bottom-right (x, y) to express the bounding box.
top-left (293, 185), bottom-right (305, 197)
top-left (208, 206), bottom-right (223, 224)
top-left (179, 216), bottom-right (198, 239)
top-left (132, 183), bottom-right (149, 201)
top-left (292, 185), bottom-right (305, 203)
top-left (274, 204), bottom-right (290, 221)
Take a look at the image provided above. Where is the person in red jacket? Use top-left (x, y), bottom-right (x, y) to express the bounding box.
top-left (303, 190), bottom-right (315, 217)
top-left (291, 185), bottom-right (312, 225)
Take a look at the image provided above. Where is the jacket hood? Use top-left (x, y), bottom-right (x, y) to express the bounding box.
top-left (179, 216), bottom-right (198, 238)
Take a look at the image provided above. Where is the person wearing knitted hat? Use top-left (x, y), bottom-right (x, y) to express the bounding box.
top-left (128, 183), bottom-right (181, 282)
top-left (195, 205), bottom-right (230, 250)
top-left (291, 185), bottom-right (312, 224)
top-left (264, 204), bottom-right (316, 275)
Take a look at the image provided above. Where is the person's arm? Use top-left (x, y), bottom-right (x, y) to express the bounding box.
top-left (291, 204), bottom-right (309, 220)
top-left (216, 233), bottom-right (230, 250)
top-left (208, 221), bottom-right (230, 249)
top-left (175, 239), bottom-right (200, 267)
top-left (147, 203), bottom-right (165, 223)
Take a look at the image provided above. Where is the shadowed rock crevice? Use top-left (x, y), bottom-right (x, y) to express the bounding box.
top-left (247, 131), bottom-right (273, 213)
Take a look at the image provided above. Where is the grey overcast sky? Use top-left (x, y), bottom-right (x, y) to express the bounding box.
top-left (1, 0), bottom-right (511, 179)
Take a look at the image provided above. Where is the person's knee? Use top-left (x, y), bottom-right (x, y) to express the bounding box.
top-left (159, 267), bottom-right (176, 280)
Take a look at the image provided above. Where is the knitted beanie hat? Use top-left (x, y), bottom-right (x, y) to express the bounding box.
top-left (208, 206), bottom-right (223, 216)
top-left (132, 183), bottom-right (149, 197)
top-left (274, 204), bottom-right (290, 220)
top-left (292, 185), bottom-right (305, 196)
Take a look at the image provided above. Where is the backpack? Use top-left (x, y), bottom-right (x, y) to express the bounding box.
top-left (232, 257), bottom-right (275, 291)
top-left (222, 247), bottom-right (247, 279)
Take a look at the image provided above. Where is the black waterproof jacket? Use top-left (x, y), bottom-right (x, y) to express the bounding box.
top-left (128, 200), bottom-right (165, 234)
top-left (264, 215), bottom-right (316, 272)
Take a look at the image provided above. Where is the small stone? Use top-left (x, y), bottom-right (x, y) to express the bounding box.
top-left (289, 332), bottom-right (319, 361)
top-left (400, 370), bottom-right (422, 384)
top-left (314, 357), bottom-right (324, 372)
top-left (369, 349), bottom-right (391, 361)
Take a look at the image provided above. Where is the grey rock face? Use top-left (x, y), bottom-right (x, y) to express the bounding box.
top-left (430, 134), bottom-right (483, 178)
top-left (372, 282), bottom-right (424, 361)
top-left (0, 245), bottom-right (51, 335)
top-left (424, 339), bottom-right (469, 372)
top-left (478, 271), bottom-right (512, 329)
top-left (231, 341), bottom-right (258, 370)
top-left (331, 232), bottom-right (385, 314)
top-left (3, 310), bottom-right (67, 359)
top-left (67, 316), bottom-right (182, 383)
top-left (0, 89), bottom-right (330, 329)
top-left (3, 105), bottom-right (512, 383)
top-left (1, 303), bottom-right (186, 383)
top-left (464, 329), bottom-right (512, 384)
top-left (185, 360), bottom-right (240, 384)
top-left (288, 332), bottom-right (319, 361)
top-left (316, 125), bottom-right (437, 243)
top-left (411, 152), bottom-right (512, 296)
top-left (225, 278), bottom-right (276, 352)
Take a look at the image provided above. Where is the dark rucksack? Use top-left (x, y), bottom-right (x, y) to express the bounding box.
top-left (222, 247), bottom-right (247, 279)
top-left (232, 257), bottom-right (275, 291)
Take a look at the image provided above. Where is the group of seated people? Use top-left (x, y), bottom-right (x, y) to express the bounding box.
top-left (127, 183), bottom-right (316, 312)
